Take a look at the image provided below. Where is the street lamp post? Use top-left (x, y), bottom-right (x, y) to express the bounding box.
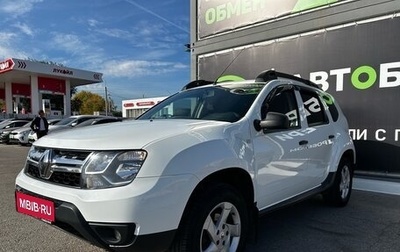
top-left (105, 85), bottom-right (108, 116)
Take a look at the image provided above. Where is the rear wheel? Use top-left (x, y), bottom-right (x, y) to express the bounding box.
top-left (323, 158), bottom-right (353, 207)
top-left (171, 183), bottom-right (249, 252)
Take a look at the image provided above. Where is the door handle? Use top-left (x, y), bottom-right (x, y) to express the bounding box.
top-left (299, 140), bottom-right (308, 145)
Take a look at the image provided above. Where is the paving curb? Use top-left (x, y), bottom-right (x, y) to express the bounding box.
top-left (353, 177), bottom-right (400, 196)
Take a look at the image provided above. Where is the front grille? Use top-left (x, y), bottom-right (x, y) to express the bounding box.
top-left (25, 147), bottom-right (92, 188)
top-left (26, 165), bottom-right (81, 187)
top-left (27, 164), bottom-right (40, 178)
top-left (54, 150), bottom-right (90, 161)
top-left (51, 171), bottom-right (81, 187)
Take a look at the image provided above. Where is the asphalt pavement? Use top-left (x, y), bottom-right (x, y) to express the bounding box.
top-left (1, 144), bottom-right (399, 252)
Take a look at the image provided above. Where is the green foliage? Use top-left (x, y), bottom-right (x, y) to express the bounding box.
top-left (72, 91), bottom-right (105, 115)
top-left (70, 87), bottom-right (78, 96)
top-left (71, 98), bottom-right (82, 112)
top-left (112, 111), bottom-right (122, 117)
top-left (0, 99), bottom-right (5, 111)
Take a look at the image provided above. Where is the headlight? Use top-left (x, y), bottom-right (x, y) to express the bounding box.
top-left (81, 150), bottom-right (147, 189)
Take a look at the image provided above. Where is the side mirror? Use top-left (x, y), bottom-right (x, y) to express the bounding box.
top-left (254, 112), bottom-right (290, 131)
top-left (71, 122), bottom-right (78, 127)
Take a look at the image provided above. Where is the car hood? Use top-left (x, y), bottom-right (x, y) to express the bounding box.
top-left (34, 119), bottom-right (229, 150)
top-left (1, 127), bottom-right (25, 134)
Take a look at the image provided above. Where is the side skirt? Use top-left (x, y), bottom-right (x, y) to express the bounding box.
top-left (257, 172), bottom-right (336, 216)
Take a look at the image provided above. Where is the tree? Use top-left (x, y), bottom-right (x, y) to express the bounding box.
top-left (0, 99), bottom-right (5, 112)
top-left (72, 91), bottom-right (105, 115)
top-left (71, 86), bottom-right (78, 96)
top-left (70, 98), bottom-right (82, 113)
top-left (112, 111), bottom-right (122, 117)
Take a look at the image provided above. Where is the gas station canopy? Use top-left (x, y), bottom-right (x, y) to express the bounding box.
top-left (0, 58), bottom-right (103, 116)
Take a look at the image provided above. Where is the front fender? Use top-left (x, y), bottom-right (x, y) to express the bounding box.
top-left (163, 139), bottom-right (251, 180)
top-left (139, 122), bottom-right (253, 179)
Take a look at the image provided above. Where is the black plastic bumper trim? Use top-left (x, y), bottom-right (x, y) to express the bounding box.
top-left (16, 187), bottom-right (176, 251)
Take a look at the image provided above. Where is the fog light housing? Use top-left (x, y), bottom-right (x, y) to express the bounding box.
top-left (89, 223), bottom-right (136, 245)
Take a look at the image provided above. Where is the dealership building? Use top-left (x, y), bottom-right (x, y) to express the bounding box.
top-left (122, 96), bottom-right (167, 118)
top-left (0, 58), bottom-right (103, 116)
top-left (189, 0), bottom-right (400, 175)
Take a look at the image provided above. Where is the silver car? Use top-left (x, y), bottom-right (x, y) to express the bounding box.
top-left (0, 119), bottom-right (31, 144)
top-left (28, 115), bottom-right (107, 143)
top-left (10, 118), bottom-right (61, 145)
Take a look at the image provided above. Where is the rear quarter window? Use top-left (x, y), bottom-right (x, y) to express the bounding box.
top-left (321, 93), bottom-right (339, 122)
top-left (300, 89), bottom-right (329, 127)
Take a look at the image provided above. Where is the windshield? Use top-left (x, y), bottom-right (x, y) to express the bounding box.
top-left (138, 83), bottom-right (264, 122)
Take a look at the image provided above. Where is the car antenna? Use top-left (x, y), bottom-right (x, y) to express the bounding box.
top-left (181, 47), bottom-right (245, 90)
top-left (214, 47), bottom-right (245, 84)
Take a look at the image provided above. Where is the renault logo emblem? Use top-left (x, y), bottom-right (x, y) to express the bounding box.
top-left (38, 149), bottom-right (54, 179)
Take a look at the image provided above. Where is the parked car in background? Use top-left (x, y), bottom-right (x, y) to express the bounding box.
top-left (47, 118), bottom-right (62, 126)
top-left (49, 115), bottom-right (112, 131)
top-left (28, 115), bottom-right (111, 143)
top-left (9, 118), bottom-right (61, 146)
top-left (0, 119), bottom-right (31, 144)
top-left (72, 117), bottom-right (122, 128)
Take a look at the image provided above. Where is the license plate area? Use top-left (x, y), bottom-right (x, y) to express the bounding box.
top-left (15, 191), bottom-right (55, 223)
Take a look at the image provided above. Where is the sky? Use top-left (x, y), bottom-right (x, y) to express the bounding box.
top-left (0, 0), bottom-right (191, 110)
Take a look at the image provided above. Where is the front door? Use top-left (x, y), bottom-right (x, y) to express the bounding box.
top-left (253, 85), bottom-right (312, 208)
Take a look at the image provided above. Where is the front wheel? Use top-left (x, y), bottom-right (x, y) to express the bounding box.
top-left (323, 158), bottom-right (354, 207)
top-left (171, 183), bottom-right (249, 252)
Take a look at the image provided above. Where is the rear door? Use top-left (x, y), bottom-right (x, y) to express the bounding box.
top-left (296, 88), bottom-right (335, 186)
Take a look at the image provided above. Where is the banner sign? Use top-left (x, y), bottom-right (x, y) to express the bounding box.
top-left (38, 77), bottom-right (66, 94)
top-left (198, 0), bottom-right (341, 38)
top-left (198, 16), bottom-right (400, 174)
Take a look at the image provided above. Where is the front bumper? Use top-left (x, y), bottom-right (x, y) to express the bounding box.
top-left (8, 134), bottom-right (23, 144)
top-left (16, 187), bottom-right (175, 251)
top-left (0, 133), bottom-right (10, 143)
top-left (15, 171), bottom-right (199, 251)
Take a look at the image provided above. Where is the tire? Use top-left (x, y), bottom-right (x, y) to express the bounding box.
top-left (171, 183), bottom-right (249, 252)
top-left (323, 158), bottom-right (354, 207)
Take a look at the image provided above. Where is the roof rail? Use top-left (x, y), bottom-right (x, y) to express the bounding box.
top-left (255, 69), bottom-right (321, 89)
top-left (181, 80), bottom-right (214, 90)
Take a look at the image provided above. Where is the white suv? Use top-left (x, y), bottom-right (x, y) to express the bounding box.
top-left (15, 70), bottom-right (355, 251)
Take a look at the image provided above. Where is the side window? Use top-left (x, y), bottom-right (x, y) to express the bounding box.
top-left (16, 122), bottom-right (27, 127)
top-left (300, 89), bottom-right (328, 126)
top-left (265, 87), bottom-right (299, 128)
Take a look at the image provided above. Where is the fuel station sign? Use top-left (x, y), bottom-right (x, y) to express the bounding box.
top-left (0, 59), bottom-right (15, 73)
